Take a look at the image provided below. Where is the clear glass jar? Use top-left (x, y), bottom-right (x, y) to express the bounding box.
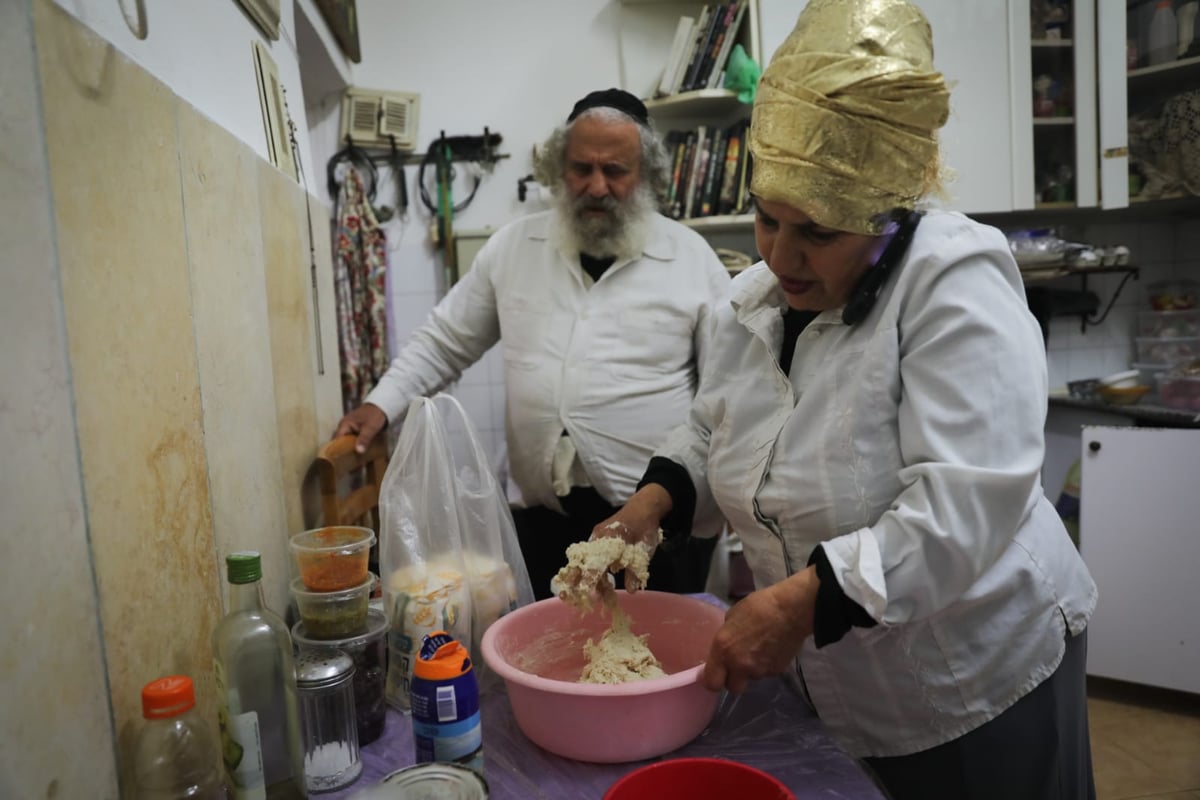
top-left (131, 675), bottom-right (229, 800)
top-left (296, 649), bottom-right (362, 793)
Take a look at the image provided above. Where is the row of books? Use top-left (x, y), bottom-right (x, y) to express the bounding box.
top-left (663, 121), bottom-right (753, 221)
top-left (656, 1), bottom-right (750, 97)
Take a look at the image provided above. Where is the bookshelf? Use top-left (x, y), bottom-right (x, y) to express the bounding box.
top-left (622, 0), bottom-right (762, 234)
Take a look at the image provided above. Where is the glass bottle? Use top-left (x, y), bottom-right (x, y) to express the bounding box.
top-left (131, 675), bottom-right (229, 800)
top-left (212, 552), bottom-right (305, 800)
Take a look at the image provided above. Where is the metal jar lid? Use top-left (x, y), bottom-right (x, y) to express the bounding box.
top-left (295, 649), bottom-right (355, 689)
top-left (373, 763), bottom-right (489, 799)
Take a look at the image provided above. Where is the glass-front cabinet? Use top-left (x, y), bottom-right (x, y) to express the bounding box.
top-left (1015, 0), bottom-right (1199, 212)
top-left (1124, 0), bottom-right (1200, 203)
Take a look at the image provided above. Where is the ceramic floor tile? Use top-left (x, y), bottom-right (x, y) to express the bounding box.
top-left (1089, 680), bottom-right (1200, 800)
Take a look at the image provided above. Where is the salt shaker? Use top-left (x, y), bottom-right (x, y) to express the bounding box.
top-left (296, 650), bottom-right (362, 793)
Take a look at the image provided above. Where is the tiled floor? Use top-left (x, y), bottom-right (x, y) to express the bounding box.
top-left (1088, 678), bottom-right (1200, 800)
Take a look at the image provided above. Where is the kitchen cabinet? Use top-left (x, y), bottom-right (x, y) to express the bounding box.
top-left (1124, 0), bottom-right (1200, 203)
top-left (1078, 426), bottom-right (1200, 694)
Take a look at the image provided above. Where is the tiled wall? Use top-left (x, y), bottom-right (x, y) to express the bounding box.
top-left (1042, 216), bottom-right (1200, 389)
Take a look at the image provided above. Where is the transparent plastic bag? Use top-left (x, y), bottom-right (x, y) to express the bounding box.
top-left (380, 394), bottom-right (534, 711)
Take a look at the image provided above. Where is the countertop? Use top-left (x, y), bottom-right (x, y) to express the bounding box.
top-left (326, 672), bottom-right (886, 800)
top-left (1048, 395), bottom-right (1200, 427)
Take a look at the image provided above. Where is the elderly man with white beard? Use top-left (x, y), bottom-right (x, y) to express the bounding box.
top-left (334, 89), bottom-right (731, 598)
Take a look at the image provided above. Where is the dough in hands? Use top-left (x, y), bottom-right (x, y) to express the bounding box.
top-left (553, 530), bottom-right (658, 611)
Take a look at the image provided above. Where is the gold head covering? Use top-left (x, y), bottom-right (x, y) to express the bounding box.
top-left (749, 0), bottom-right (950, 234)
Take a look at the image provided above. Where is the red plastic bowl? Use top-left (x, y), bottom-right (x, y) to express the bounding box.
top-left (604, 758), bottom-right (795, 800)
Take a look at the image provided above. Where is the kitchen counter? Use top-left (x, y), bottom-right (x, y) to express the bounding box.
top-left (326, 674), bottom-right (886, 799)
top-left (1048, 395), bottom-right (1200, 427)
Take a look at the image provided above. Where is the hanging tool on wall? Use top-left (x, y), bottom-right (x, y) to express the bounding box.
top-left (417, 128), bottom-right (506, 287)
top-left (285, 86), bottom-right (324, 375)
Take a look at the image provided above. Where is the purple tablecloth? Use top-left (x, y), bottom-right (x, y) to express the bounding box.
top-left (325, 676), bottom-right (885, 799)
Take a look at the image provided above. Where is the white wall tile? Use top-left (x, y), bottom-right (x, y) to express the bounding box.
top-left (452, 381), bottom-right (493, 430)
top-left (1136, 222), bottom-right (1177, 264)
top-left (391, 292), bottom-right (437, 351)
top-left (459, 359), bottom-right (491, 387)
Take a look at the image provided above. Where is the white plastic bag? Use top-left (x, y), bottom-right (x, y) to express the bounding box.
top-left (380, 393), bottom-right (534, 710)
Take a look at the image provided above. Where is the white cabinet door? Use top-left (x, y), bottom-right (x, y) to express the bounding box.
top-left (1079, 426), bottom-right (1200, 694)
top-left (1096, 0), bottom-right (1130, 208)
top-left (922, 0), bottom-right (1032, 213)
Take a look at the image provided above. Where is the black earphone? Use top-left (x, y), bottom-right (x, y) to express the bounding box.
top-left (841, 210), bottom-right (924, 326)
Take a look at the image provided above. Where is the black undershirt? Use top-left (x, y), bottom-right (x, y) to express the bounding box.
top-left (638, 305), bottom-right (876, 646)
top-left (580, 253), bottom-right (616, 283)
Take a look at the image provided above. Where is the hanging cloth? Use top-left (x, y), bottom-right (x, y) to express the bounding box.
top-left (334, 164), bottom-right (389, 412)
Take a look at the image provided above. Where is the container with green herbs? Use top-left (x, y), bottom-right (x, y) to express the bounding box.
top-left (290, 573), bottom-right (376, 639)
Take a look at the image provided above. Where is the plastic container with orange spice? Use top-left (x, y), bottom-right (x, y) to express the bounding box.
top-left (290, 526), bottom-right (375, 591)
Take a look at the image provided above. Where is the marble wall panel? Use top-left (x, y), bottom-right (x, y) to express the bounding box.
top-left (177, 103), bottom-right (293, 615)
top-left (34, 0), bottom-right (220, 757)
top-left (258, 163), bottom-right (324, 543)
top-left (0, 2), bottom-right (118, 798)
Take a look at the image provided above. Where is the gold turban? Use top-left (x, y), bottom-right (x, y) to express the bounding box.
top-left (748, 0), bottom-right (951, 234)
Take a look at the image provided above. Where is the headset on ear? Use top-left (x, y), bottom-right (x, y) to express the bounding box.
top-left (841, 210), bottom-right (923, 326)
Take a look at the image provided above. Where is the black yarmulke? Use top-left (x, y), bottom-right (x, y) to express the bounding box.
top-left (567, 88), bottom-right (650, 126)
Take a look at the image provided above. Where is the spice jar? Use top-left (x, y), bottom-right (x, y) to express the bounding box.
top-left (293, 607), bottom-right (389, 746)
top-left (296, 650), bottom-right (362, 793)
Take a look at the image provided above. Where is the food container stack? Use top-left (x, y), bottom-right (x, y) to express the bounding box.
top-left (290, 526), bottom-right (389, 746)
top-left (1134, 280), bottom-right (1200, 406)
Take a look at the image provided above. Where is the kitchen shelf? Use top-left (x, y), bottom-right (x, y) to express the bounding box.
top-left (644, 89), bottom-right (749, 121)
top-left (678, 213), bottom-right (755, 233)
top-left (1033, 117), bottom-right (1076, 125)
top-left (1032, 38), bottom-right (1073, 47)
top-left (1130, 191), bottom-right (1190, 204)
top-left (1020, 264), bottom-right (1139, 332)
top-left (1127, 53), bottom-right (1200, 81)
top-left (1048, 395), bottom-right (1200, 428)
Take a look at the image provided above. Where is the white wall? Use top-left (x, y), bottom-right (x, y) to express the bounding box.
top-left (49, 0), bottom-right (353, 195)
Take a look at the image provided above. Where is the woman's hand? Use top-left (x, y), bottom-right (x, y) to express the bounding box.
top-left (702, 566), bottom-right (820, 694)
top-left (590, 484), bottom-right (673, 591)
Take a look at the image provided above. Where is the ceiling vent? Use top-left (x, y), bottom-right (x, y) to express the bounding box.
top-left (339, 88), bottom-right (420, 150)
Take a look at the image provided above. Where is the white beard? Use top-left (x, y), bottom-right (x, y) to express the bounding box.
top-left (551, 184), bottom-right (657, 262)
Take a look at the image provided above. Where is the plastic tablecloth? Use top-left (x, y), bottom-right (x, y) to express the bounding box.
top-left (325, 675), bottom-right (886, 799)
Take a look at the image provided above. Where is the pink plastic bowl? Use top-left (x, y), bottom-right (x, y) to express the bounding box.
top-left (480, 591), bottom-right (726, 763)
top-left (604, 757), bottom-right (796, 800)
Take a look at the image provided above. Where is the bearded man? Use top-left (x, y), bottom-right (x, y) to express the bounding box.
top-left (333, 89), bottom-right (731, 598)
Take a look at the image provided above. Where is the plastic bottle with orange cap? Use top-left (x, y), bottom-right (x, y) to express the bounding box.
top-left (131, 675), bottom-right (230, 799)
top-left (410, 630), bottom-right (483, 774)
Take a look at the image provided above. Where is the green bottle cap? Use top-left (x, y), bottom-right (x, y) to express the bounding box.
top-left (226, 551), bottom-right (263, 584)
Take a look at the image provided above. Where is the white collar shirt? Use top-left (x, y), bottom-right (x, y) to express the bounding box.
top-left (659, 210), bottom-right (1097, 757)
top-left (366, 210), bottom-right (731, 522)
